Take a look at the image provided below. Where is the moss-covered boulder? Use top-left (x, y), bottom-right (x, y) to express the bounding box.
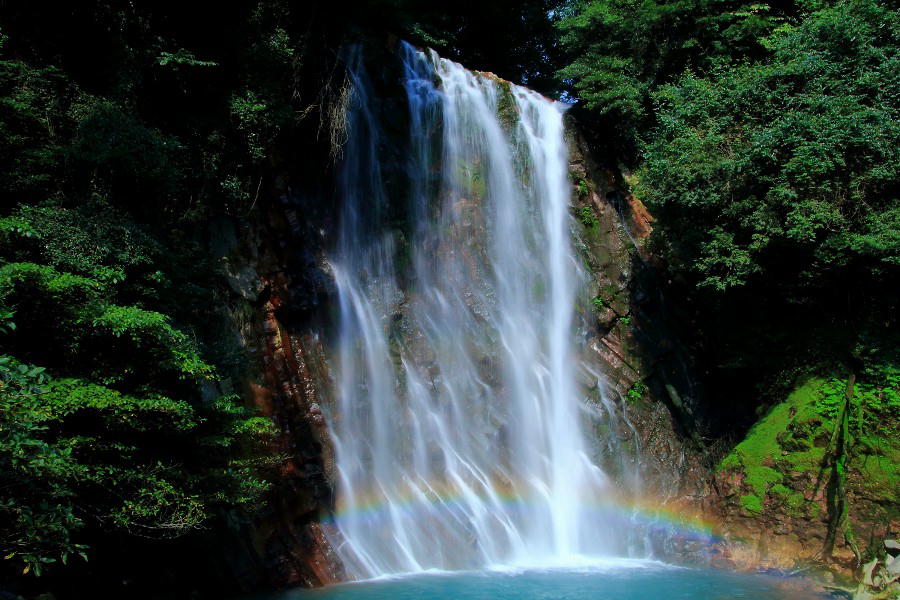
top-left (715, 375), bottom-right (900, 573)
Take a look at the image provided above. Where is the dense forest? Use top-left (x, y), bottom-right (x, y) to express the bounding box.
top-left (1, 0), bottom-right (898, 598)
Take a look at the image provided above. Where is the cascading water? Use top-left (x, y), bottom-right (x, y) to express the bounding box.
top-left (326, 43), bottom-right (632, 579)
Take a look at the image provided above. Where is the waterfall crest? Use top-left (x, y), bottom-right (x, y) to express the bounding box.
top-left (326, 43), bottom-right (623, 579)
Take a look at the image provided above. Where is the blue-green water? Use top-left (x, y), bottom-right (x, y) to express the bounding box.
top-left (265, 562), bottom-right (824, 600)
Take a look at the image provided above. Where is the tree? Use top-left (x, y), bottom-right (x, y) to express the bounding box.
top-left (556, 0), bottom-right (791, 152)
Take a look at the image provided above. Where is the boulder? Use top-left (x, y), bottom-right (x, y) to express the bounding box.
top-left (887, 555), bottom-right (900, 577)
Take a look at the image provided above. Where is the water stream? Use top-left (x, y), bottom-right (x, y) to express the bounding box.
top-left (326, 43), bottom-right (629, 580)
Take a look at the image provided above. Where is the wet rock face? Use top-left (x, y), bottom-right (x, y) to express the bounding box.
top-left (224, 109), bottom-right (717, 587)
top-left (251, 299), bottom-right (344, 588)
top-left (213, 58), bottom-right (837, 588)
top-left (212, 108), bottom-right (714, 588)
top-left (209, 180), bottom-right (346, 591)
top-left (565, 119), bottom-right (710, 506)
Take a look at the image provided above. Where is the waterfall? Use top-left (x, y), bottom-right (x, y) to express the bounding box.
top-left (326, 43), bottom-right (626, 579)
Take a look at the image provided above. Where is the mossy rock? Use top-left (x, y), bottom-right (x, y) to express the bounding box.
top-left (744, 465), bottom-right (782, 498)
top-left (720, 375), bottom-right (900, 527)
top-left (770, 484), bottom-right (805, 516)
top-left (858, 452), bottom-right (900, 505)
top-left (740, 494), bottom-right (763, 515)
top-left (719, 379), bottom-right (825, 473)
top-left (718, 380), bottom-right (824, 513)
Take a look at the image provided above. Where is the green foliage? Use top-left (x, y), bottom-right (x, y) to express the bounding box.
top-left (230, 91), bottom-right (274, 162)
top-left (0, 355), bottom-right (84, 576)
top-left (577, 178), bottom-right (589, 197)
top-left (71, 100), bottom-right (183, 193)
top-left (0, 56), bottom-right (69, 202)
top-left (0, 311), bottom-right (274, 576)
top-left (557, 0), bottom-right (785, 146)
top-left (578, 205), bottom-right (600, 228)
top-left (636, 0), bottom-right (900, 292)
top-left (11, 202), bottom-right (157, 277)
top-left (561, 0), bottom-right (900, 449)
top-left (626, 379), bottom-right (647, 402)
top-left (0, 216), bottom-right (37, 238)
top-left (156, 49), bottom-right (218, 68)
top-left (89, 305), bottom-right (215, 380)
top-left (36, 378), bottom-right (275, 536)
top-left (0, 262), bottom-right (101, 313)
top-left (0, 12), bottom-right (282, 578)
top-left (41, 379), bottom-right (196, 431)
top-left (0, 309), bottom-right (14, 334)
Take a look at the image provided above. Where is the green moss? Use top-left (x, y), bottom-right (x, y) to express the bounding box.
top-left (770, 483), bottom-right (805, 516)
top-left (786, 445), bottom-right (827, 472)
top-left (455, 164), bottom-right (487, 200)
top-left (719, 379), bottom-right (825, 472)
top-left (740, 493), bottom-right (763, 515)
top-left (721, 373), bottom-right (900, 527)
top-left (577, 178), bottom-right (589, 197)
top-left (495, 80), bottom-right (518, 127)
top-left (808, 501), bottom-right (821, 519)
top-left (718, 379), bottom-right (825, 510)
top-left (626, 379), bottom-right (647, 403)
top-left (720, 452), bottom-right (741, 470)
top-left (770, 483), bottom-right (791, 498)
top-left (744, 465), bottom-right (782, 497)
top-left (859, 452), bottom-right (900, 504)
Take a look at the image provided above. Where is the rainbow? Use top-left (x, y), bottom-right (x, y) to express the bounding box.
top-left (323, 478), bottom-right (721, 545)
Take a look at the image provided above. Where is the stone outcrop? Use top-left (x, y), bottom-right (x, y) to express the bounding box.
top-left (211, 74), bottom-right (720, 594)
top-left (566, 119), bottom-right (711, 506)
top-left (209, 183), bottom-right (345, 592)
top-left (209, 50), bottom-right (869, 597)
top-left (207, 101), bottom-right (723, 593)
